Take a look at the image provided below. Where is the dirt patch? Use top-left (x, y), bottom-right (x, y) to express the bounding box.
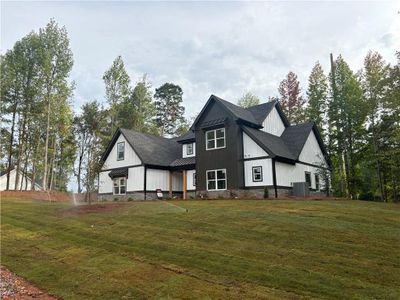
top-left (0, 266), bottom-right (57, 300)
top-left (62, 202), bottom-right (130, 217)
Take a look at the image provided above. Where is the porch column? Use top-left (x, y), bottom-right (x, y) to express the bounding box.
top-left (183, 170), bottom-right (187, 200)
top-left (169, 171), bottom-right (173, 198)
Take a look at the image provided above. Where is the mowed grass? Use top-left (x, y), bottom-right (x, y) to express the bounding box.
top-left (1, 198), bottom-right (399, 299)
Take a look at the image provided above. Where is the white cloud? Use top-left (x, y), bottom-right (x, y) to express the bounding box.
top-left (1, 1), bottom-right (399, 119)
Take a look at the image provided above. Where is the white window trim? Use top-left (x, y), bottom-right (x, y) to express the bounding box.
top-left (186, 143), bottom-right (194, 155)
top-left (206, 169), bottom-right (227, 191)
top-left (252, 166), bottom-right (263, 182)
top-left (205, 128), bottom-right (226, 151)
top-left (117, 142), bottom-right (125, 161)
top-left (113, 177), bottom-right (126, 195)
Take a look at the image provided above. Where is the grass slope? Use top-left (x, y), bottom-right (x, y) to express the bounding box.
top-left (1, 198), bottom-right (399, 299)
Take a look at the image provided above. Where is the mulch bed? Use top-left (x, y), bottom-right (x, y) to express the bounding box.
top-left (0, 266), bottom-right (57, 299)
top-left (62, 202), bottom-right (130, 217)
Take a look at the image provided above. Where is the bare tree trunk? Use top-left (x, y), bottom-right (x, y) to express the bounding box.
top-left (49, 136), bottom-right (57, 190)
top-left (6, 102), bottom-right (17, 190)
top-left (30, 133), bottom-right (40, 191)
top-left (43, 95), bottom-right (51, 190)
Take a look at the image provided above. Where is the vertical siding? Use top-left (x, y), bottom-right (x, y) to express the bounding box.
top-left (261, 107), bottom-right (286, 136)
top-left (299, 131), bottom-right (327, 166)
top-left (275, 162), bottom-right (324, 190)
top-left (182, 142), bottom-right (196, 158)
top-left (98, 171), bottom-right (113, 194)
top-left (127, 166), bottom-right (144, 191)
top-left (172, 172), bottom-right (183, 191)
top-left (244, 159), bottom-right (273, 187)
top-left (146, 169), bottom-right (169, 191)
top-left (0, 169), bottom-right (38, 191)
top-left (186, 169), bottom-right (196, 190)
top-left (102, 134), bottom-right (141, 170)
top-left (243, 132), bottom-right (268, 159)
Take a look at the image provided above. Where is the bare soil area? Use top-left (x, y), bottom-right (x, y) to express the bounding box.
top-left (0, 266), bottom-right (57, 300)
top-left (62, 202), bottom-right (129, 216)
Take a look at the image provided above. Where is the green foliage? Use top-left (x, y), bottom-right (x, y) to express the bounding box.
top-left (237, 92), bottom-right (261, 108)
top-left (154, 82), bottom-right (185, 136)
top-left (263, 186), bottom-right (269, 199)
top-left (306, 61), bottom-right (328, 137)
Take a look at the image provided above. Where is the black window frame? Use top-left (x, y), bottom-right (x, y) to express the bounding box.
top-left (315, 174), bottom-right (320, 191)
top-left (193, 172), bottom-right (196, 187)
top-left (252, 166), bottom-right (263, 182)
top-left (305, 171), bottom-right (312, 188)
top-left (117, 142), bottom-right (125, 161)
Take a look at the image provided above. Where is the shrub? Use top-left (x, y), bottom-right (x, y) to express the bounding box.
top-left (113, 197), bottom-right (118, 202)
top-left (263, 187), bottom-right (269, 199)
top-left (127, 197), bottom-right (133, 202)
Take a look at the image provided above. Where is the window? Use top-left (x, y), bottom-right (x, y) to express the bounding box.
top-left (193, 173), bottom-right (196, 186)
top-left (206, 128), bottom-right (225, 150)
top-left (186, 143), bottom-right (194, 155)
top-left (252, 166), bottom-right (263, 182)
top-left (113, 177), bottom-right (126, 195)
top-left (117, 142), bottom-right (125, 160)
top-left (206, 169), bottom-right (227, 191)
top-left (315, 174), bottom-right (320, 191)
top-left (305, 172), bottom-right (311, 188)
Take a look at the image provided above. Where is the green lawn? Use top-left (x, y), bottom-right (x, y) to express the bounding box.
top-left (1, 198), bottom-right (399, 299)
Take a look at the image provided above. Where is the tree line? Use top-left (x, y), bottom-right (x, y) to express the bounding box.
top-left (1, 20), bottom-right (187, 193)
top-left (237, 52), bottom-right (399, 202)
top-left (1, 19), bottom-right (399, 202)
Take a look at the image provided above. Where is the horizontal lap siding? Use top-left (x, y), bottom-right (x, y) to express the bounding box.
top-left (244, 159), bottom-right (273, 187)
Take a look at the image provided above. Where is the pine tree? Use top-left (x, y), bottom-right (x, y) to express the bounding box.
top-left (278, 71), bottom-right (306, 124)
top-left (306, 62), bottom-right (328, 136)
top-left (154, 83), bottom-right (185, 136)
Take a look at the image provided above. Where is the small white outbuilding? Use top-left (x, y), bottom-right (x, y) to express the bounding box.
top-left (0, 169), bottom-right (42, 191)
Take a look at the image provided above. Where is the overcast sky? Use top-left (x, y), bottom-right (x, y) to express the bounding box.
top-left (2, 1), bottom-right (399, 119)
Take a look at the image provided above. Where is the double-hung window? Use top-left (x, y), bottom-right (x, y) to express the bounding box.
top-left (186, 143), bottom-right (194, 155)
top-left (206, 128), bottom-right (225, 150)
top-left (206, 169), bottom-right (227, 191)
top-left (315, 174), bottom-right (320, 191)
top-left (252, 166), bottom-right (263, 182)
top-left (113, 177), bottom-right (126, 195)
top-left (117, 142), bottom-right (125, 160)
top-left (305, 172), bottom-right (311, 188)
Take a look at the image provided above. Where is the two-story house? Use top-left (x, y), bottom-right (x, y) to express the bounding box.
top-left (98, 94), bottom-right (330, 200)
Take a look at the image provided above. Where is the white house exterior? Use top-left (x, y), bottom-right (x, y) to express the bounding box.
top-left (98, 95), bottom-right (330, 200)
top-left (0, 169), bottom-right (42, 191)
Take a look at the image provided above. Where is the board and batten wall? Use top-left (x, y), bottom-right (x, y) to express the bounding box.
top-left (261, 106), bottom-right (286, 136)
top-left (243, 132), bottom-right (268, 159)
top-left (102, 134), bottom-right (141, 170)
top-left (146, 169), bottom-right (183, 191)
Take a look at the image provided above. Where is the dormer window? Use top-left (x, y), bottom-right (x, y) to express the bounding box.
top-left (206, 128), bottom-right (225, 150)
top-left (186, 143), bottom-right (194, 155)
top-left (117, 142), bottom-right (125, 161)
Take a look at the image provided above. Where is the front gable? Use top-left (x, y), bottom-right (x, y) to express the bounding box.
top-left (299, 130), bottom-right (327, 167)
top-left (261, 106), bottom-right (286, 136)
top-left (102, 134), bottom-right (142, 170)
top-left (243, 132), bottom-right (268, 159)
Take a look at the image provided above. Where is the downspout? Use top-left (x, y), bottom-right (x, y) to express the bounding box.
top-left (144, 165), bottom-right (147, 200)
top-left (272, 158), bottom-right (278, 198)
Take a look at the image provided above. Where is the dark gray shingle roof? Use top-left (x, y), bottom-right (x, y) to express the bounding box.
top-left (243, 126), bottom-right (296, 161)
top-left (245, 101), bottom-right (276, 124)
top-left (120, 129), bottom-right (181, 167)
top-left (170, 157), bottom-right (196, 167)
top-left (213, 95), bottom-right (261, 126)
top-left (281, 122), bottom-right (314, 159)
top-left (176, 131), bottom-right (195, 143)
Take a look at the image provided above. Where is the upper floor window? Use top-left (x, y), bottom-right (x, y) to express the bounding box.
top-left (206, 128), bottom-right (225, 150)
top-left (117, 142), bottom-right (125, 161)
top-left (186, 143), bottom-right (194, 155)
top-left (305, 172), bottom-right (311, 188)
top-left (207, 169), bottom-right (227, 191)
top-left (252, 166), bottom-right (263, 182)
top-left (113, 177), bottom-right (126, 195)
